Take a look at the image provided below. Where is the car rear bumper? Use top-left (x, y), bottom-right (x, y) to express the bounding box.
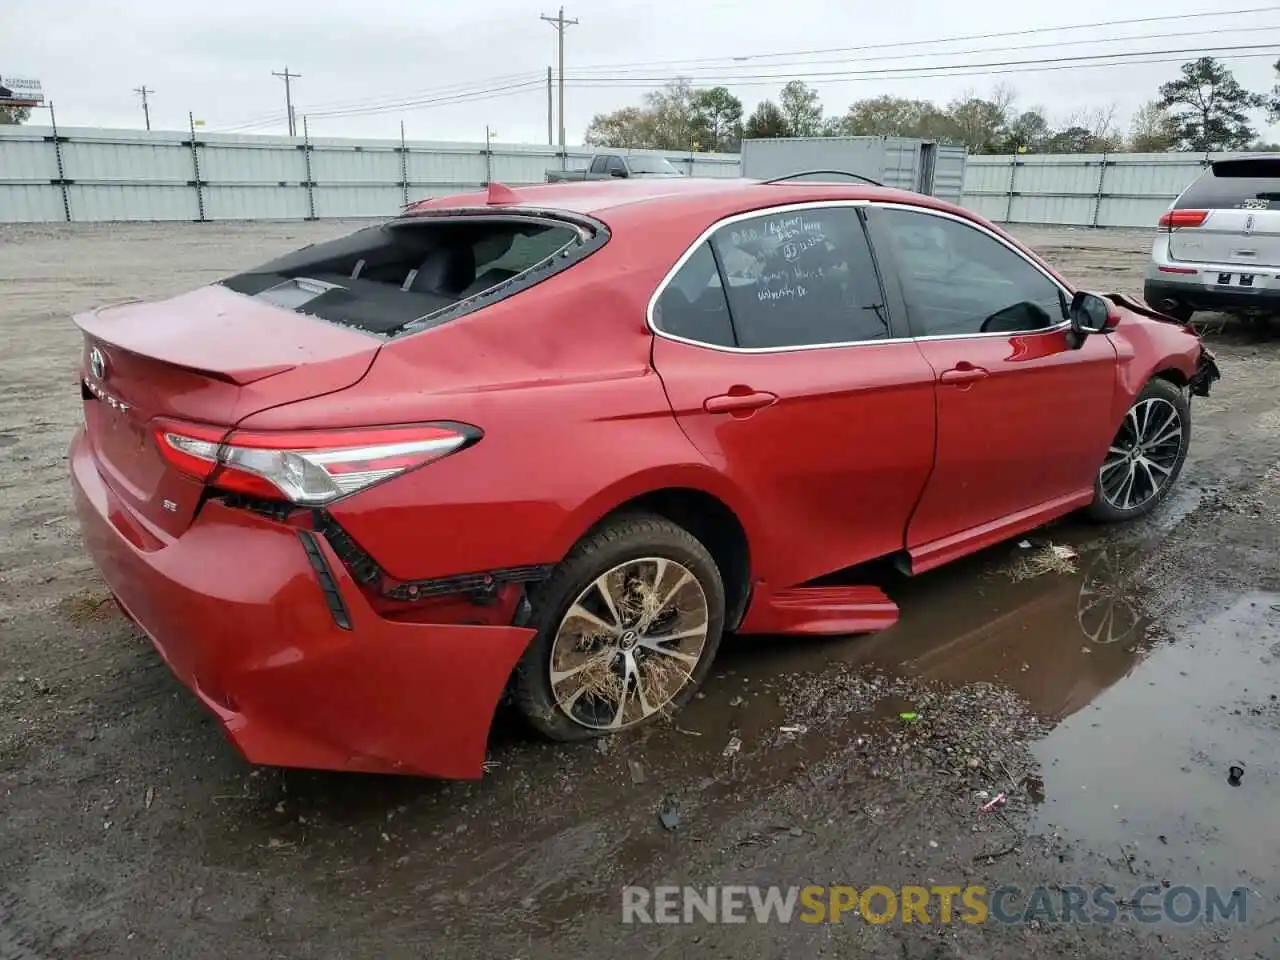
top-left (1143, 276), bottom-right (1280, 314)
top-left (69, 427), bottom-right (534, 779)
top-left (1145, 233), bottom-right (1280, 313)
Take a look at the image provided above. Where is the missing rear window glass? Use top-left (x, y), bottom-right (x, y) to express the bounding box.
top-left (219, 214), bottom-right (597, 336)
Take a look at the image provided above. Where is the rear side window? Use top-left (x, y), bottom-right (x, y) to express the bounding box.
top-left (652, 243), bottom-right (736, 347)
top-left (220, 218), bottom-right (581, 336)
top-left (710, 207), bottom-right (889, 348)
top-left (1176, 158), bottom-right (1280, 210)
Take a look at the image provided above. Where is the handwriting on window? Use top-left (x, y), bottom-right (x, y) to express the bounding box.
top-left (726, 215), bottom-right (830, 304)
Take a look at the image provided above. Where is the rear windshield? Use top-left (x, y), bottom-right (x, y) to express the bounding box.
top-left (219, 217), bottom-right (582, 336)
top-left (627, 156), bottom-right (681, 175)
top-left (1175, 157), bottom-right (1280, 210)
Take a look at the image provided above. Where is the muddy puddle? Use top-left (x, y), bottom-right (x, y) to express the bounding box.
top-left (234, 527), bottom-right (1267, 918)
top-left (1033, 590), bottom-right (1280, 893)
top-left (85, 514), bottom-right (1270, 957)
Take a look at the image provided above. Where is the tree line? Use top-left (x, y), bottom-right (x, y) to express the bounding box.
top-left (584, 57), bottom-right (1280, 156)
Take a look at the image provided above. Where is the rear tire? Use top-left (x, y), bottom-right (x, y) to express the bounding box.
top-left (1165, 302), bottom-right (1194, 323)
top-left (1086, 378), bottom-right (1190, 523)
top-left (513, 513), bottom-right (725, 742)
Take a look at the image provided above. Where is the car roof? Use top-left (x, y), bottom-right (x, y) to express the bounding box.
top-left (404, 177), bottom-right (963, 223)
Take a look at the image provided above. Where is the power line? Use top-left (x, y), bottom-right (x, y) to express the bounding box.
top-left (132, 85), bottom-right (153, 131)
top-left (209, 13), bottom-right (1280, 134)
top-left (302, 79), bottom-right (546, 121)
top-left (219, 70), bottom-right (547, 131)
top-left (564, 40), bottom-right (1280, 85)
top-left (271, 66), bottom-right (301, 136)
top-left (564, 50), bottom-right (1280, 89)
top-left (223, 70), bottom-right (545, 128)
top-left (220, 42), bottom-right (1278, 134)
top-left (570, 24), bottom-right (1280, 77)
top-left (570, 4), bottom-right (1280, 73)
top-left (229, 8), bottom-right (1271, 128)
top-left (541, 6), bottom-right (579, 150)
top-left (222, 79), bottom-right (548, 132)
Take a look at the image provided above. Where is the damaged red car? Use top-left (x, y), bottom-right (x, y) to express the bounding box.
top-left (69, 175), bottom-right (1220, 778)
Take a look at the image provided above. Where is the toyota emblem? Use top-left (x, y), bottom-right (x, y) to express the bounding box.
top-left (89, 347), bottom-right (105, 380)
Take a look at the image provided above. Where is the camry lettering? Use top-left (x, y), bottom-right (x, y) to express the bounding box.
top-left (84, 378), bottom-right (130, 413)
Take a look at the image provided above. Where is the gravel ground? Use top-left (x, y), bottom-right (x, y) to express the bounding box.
top-left (2, 221), bottom-right (1279, 959)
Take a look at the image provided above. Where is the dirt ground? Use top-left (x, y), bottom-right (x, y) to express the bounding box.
top-left (2, 221), bottom-right (1279, 960)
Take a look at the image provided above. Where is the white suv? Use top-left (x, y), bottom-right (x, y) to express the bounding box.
top-left (1144, 156), bottom-right (1280, 322)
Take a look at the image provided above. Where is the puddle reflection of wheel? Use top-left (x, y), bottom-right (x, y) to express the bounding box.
top-left (513, 515), bottom-right (725, 740)
top-left (1077, 549), bottom-right (1146, 646)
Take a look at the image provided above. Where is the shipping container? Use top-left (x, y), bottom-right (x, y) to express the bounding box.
top-left (739, 136), bottom-right (969, 203)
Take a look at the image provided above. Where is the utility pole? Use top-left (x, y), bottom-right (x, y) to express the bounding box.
top-left (540, 6), bottom-right (578, 151)
top-left (272, 66), bottom-right (301, 136)
top-left (133, 86), bottom-right (154, 131)
top-left (485, 124), bottom-right (495, 185)
top-left (546, 66), bottom-right (553, 146)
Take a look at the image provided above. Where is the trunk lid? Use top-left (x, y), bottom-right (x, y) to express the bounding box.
top-left (1167, 208), bottom-right (1280, 269)
top-left (75, 284), bottom-right (381, 537)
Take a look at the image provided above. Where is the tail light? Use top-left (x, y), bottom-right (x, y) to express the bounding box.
top-left (154, 421), bottom-right (478, 505)
top-left (1158, 209), bottom-right (1208, 229)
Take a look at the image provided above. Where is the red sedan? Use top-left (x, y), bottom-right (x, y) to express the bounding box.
top-left (69, 176), bottom-right (1220, 778)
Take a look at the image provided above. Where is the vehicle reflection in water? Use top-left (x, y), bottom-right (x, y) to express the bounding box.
top-left (708, 541), bottom-right (1159, 733)
top-left (885, 545), bottom-right (1157, 723)
top-left (288, 541), bottom-right (1164, 814)
top-left (266, 540), bottom-right (1174, 930)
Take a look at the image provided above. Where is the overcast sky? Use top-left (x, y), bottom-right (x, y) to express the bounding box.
top-left (6, 0), bottom-right (1280, 144)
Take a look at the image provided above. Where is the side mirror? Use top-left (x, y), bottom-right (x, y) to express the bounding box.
top-left (1068, 292), bottom-right (1116, 342)
top-left (610, 168), bottom-right (627, 178)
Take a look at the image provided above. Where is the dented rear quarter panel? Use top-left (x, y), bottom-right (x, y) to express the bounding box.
top-left (236, 228), bottom-right (763, 583)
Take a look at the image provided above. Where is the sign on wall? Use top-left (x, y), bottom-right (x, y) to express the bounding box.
top-left (0, 76), bottom-right (45, 107)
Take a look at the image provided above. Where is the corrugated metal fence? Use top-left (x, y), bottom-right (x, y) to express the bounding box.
top-left (0, 124), bottom-right (1222, 227)
top-left (0, 125), bottom-right (741, 223)
top-left (962, 152), bottom-right (1220, 228)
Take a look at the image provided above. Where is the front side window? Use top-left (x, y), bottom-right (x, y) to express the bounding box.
top-left (606, 156), bottom-right (627, 175)
top-left (709, 206), bottom-right (889, 349)
top-left (875, 207), bottom-right (1065, 337)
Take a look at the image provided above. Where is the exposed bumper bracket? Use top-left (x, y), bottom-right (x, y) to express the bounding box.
top-left (311, 509), bottom-right (554, 605)
top-left (1190, 346), bottom-right (1221, 398)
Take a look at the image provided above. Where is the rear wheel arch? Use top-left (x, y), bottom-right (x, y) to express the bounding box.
top-left (563, 485), bottom-right (753, 631)
top-left (1152, 367), bottom-right (1189, 389)
top-left (597, 488), bottom-right (752, 630)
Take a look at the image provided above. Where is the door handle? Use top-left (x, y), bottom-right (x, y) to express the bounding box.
top-left (703, 389), bottom-right (778, 414)
top-left (939, 363), bottom-right (989, 385)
